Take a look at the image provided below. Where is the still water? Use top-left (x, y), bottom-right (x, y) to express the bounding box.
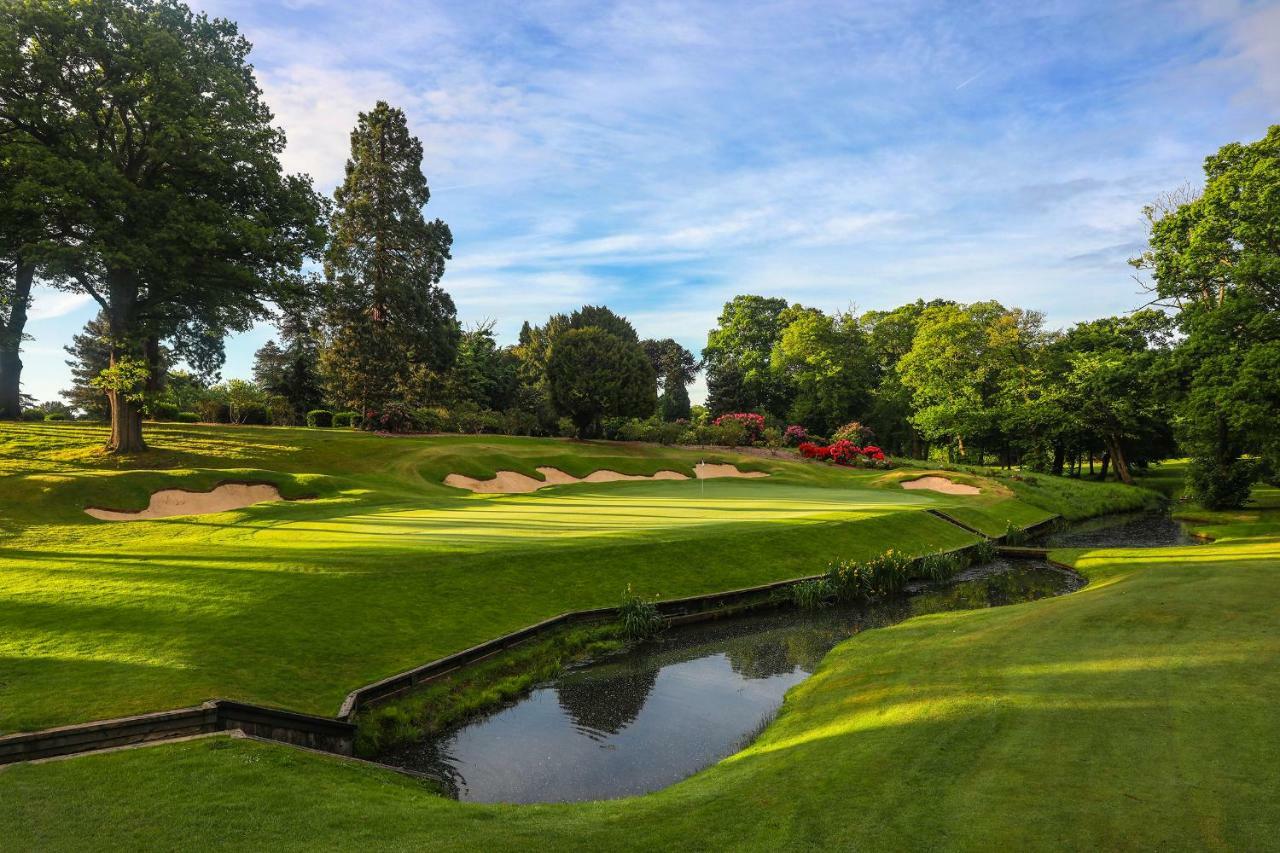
top-left (1033, 510), bottom-right (1197, 549)
top-left (378, 558), bottom-right (1081, 803)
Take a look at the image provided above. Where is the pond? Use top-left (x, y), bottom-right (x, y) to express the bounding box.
top-left (377, 557), bottom-right (1082, 804)
top-left (1032, 510), bottom-right (1198, 549)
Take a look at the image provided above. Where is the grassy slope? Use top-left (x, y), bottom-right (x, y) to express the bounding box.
top-left (4, 422), bottom-right (1031, 731)
top-left (2, 485), bottom-right (1275, 849)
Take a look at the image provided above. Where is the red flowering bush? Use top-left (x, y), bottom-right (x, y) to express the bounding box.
top-left (828, 439), bottom-right (861, 465)
top-left (713, 413), bottom-right (766, 444)
top-left (799, 439), bottom-right (891, 468)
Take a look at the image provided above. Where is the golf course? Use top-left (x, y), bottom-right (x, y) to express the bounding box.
top-left (1, 422), bottom-right (1277, 849)
top-left (4, 1), bottom-right (1279, 847)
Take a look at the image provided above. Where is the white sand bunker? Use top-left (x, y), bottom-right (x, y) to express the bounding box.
top-left (900, 476), bottom-right (981, 496)
top-left (86, 483), bottom-right (286, 521)
top-left (445, 463), bottom-right (768, 494)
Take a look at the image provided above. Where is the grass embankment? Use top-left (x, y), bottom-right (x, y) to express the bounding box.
top-left (2, 468), bottom-right (1275, 849)
top-left (4, 422), bottom-right (1074, 732)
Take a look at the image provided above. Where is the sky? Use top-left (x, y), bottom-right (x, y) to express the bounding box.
top-left (20, 0), bottom-right (1280, 405)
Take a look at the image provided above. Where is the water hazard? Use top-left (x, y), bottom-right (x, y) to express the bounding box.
top-left (377, 557), bottom-right (1082, 803)
top-left (1033, 510), bottom-right (1198, 549)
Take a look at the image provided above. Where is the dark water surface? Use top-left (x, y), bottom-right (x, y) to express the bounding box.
top-left (1033, 510), bottom-right (1197, 549)
top-left (379, 558), bottom-right (1082, 803)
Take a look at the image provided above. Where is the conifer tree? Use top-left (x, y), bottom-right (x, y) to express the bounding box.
top-left (320, 102), bottom-right (459, 418)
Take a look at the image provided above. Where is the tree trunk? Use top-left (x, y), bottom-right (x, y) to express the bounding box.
top-left (1098, 452), bottom-right (1110, 482)
top-left (1107, 436), bottom-right (1134, 485)
top-left (1051, 443), bottom-right (1066, 477)
top-left (105, 269), bottom-right (147, 453)
top-left (107, 390), bottom-right (146, 452)
top-left (1088, 452), bottom-right (1094, 476)
top-left (0, 260), bottom-right (35, 419)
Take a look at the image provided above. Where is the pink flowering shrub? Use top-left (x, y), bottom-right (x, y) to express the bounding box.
top-left (713, 412), bottom-right (766, 444)
top-left (783, 424), bottom-right (809, 446)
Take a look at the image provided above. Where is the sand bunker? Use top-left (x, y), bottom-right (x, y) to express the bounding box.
top-left (900, 476), bottom-right (981, 496)
top-left (445, 463), bottom-right (768, 494)
top-left (86, 483), bottom-right (286, 521)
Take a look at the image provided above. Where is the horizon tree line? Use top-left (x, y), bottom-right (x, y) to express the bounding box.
top-left (2, 0), bottom-right (1277, 509)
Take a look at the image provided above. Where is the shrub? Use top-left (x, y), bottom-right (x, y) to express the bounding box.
top-left (1002, 521), bottom-right (1029, 546)
top-left (708, 418), bottom-right (749, 448)
top-left (332, 411), bottom-right (361, 428)
top-left (175, 411), bottom-right (199, 423)
top-left (414, 406), bottom-right (450, 433)
top-left (196, 398), bottom-right (230, 423)
top-left (237, 404), bottom-right (269, 425)
top-left (306, 409), bottom-right (333, 428)
top-left (828, 439), bottom-right (861, 466)
top-left (20, 409), bottom-right (44, 421)
top-left (618, 586), bottom-right (664, 642)
top-left (788, 578), bottom-right (832, 610)
top-left (712, 413), bottom-right (765, 444)
top-left (364, 403), bottom-right (415, 433)
top-left (1187, 455), bottom-right (1259, 509)
top-left (762, 426), bottom-right (783, 448)
top-left (147, 401), bottom-right (179, 421)
top-left (265, 395), bottom-right (296, 427)
top-left (826, 549), bottom-right (913, 602)
top-left (783, 424), bottom-right (809, 446)
top-left (832, 420), bottom-right (873, 444)
top-left (43, 412), bottom-right (67, 422)
top-left (972, 539), bottom-right (996, 565)
top-left (916, 552), bottom-right (966, 583)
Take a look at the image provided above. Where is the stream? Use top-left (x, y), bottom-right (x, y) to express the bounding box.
top-left (377, 556), bottom-right (1082, 803)
top-left (1032, 509), bottom-right (1198, 548)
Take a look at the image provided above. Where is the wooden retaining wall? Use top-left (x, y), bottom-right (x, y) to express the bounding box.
top-left (0, 699), bottom-right (354, 765)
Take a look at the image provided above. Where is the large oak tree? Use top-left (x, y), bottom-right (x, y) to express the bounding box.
top-left (0, 0), bottom-right (325, 450)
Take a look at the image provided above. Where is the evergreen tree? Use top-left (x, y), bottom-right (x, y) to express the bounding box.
top-left (548, 328), bottom-right (656, 438)
top-left (61, 313), bottom-right (112, 419)
top-left (320, 101), bottom-right (459, 417)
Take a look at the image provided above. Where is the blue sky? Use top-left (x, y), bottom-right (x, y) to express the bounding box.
top-left (21, 0), bottom-right (1280, 404)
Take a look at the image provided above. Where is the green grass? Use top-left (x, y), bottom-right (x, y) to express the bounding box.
top-left (2, 474), bottom-right (1276, 850)
top-left (4, 422), bottom-right (1028, 731)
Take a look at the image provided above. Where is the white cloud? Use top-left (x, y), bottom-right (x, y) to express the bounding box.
top-left (27, 287), bottom-right (92, 321)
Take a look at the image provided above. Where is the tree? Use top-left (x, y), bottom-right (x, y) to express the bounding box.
top-left (703, 295), bottom-right (794, 416)
top-left (547, 328), bottom-right (656, 438)
top-left (253, 314), bottom-right (324, 421)
top-left (444, 322), bottom-right (520, 411)
top-left (659, 380), bottom-right (692, 422)
top-left (860, 300), bottom-right (942, 457)
top-left (0, 0), bottom-right (326, 450)
top-left (642, 338), bottom-right (698, 421)
top-left (1135, 125), bottom-right (1280, 505)
top-left (568, 305), bottom-right (639, 342)
top-left (771, 307), bottom-right (874, 434)
top-left (61, 312), bottom-right (111, 419)
top-left (320, 101), bottom-right (458, 417)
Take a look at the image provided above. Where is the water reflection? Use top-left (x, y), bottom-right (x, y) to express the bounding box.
top-left (378, 558), bottom-right (1078, 804)
top-left (1034, 510), bottom-right (1197, 549)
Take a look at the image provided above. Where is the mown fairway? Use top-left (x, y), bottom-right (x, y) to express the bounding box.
top-left (2, 422), bottom-right (1057, 731)
top-left (2, 458), bottom-right (1275, 850)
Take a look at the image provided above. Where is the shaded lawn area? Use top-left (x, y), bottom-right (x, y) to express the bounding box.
top-left (2, 499), bottom-right (1277, 850)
